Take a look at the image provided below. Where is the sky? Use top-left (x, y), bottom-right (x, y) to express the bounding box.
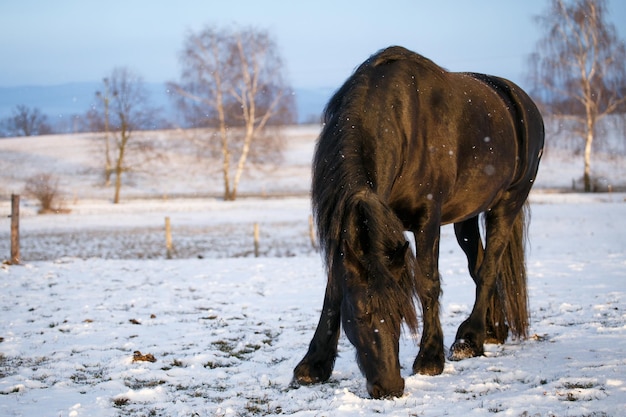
top-left (1, 0), bottom-right (625, 92)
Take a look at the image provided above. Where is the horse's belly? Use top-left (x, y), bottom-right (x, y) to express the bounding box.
top-left (440, 186), bottom-right (506, 224)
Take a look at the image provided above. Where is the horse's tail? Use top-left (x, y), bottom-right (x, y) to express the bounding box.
top-left (493, 202), bottom-right (530, 340)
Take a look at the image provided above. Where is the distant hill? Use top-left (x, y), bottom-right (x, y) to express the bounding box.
top-left (0, 83), bottom-right (333, 128)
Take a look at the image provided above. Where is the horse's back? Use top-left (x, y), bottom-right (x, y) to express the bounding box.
top-left (315, 46), bottom-right (544, 225)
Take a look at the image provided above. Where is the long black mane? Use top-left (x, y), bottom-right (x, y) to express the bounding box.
top-left (311, 47), bottom-right (436, 334)
top-left (313, 47), bottom-right (446, 260)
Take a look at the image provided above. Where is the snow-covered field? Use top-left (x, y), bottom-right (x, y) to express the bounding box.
top-left (1, 125), bottom-right (626, 416)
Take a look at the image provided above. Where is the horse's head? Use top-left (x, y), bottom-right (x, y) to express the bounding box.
top-left (339, 240), bottom-right (417, 399)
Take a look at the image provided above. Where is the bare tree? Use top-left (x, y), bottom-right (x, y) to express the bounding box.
top-left (169, 26), bottom-right (295, 200)
top-left (95, 78), bottom-right (113, 186)
top-left (96, 68), bottom-right (156, 203)
top-left (528, 0), bottom-right (626, 191)
top-left (2, 105), bottom-right (52, 137)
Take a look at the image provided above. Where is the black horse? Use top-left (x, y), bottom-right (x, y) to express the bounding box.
top-left (293, 46), bottom-right (544, 399)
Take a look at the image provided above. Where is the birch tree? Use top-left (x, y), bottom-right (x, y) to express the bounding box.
top-left (169, 26), bottom-right (294, 200)
top-left (528, 0), bottom-right (626, 191)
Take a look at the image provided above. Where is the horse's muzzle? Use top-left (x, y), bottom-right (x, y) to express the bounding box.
top-left (366, 377), bottom-right (405, 399)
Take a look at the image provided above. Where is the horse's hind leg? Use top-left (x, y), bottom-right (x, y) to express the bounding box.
top-left (454, 217), bottom-right (508, 344)
top-left (292, 283), bottom-right (341, 385)
top-left (450, 205), bottom-right (520, 360)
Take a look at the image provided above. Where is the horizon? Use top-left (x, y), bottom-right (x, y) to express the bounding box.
top-left (0, 82), bottom-right (335, 126)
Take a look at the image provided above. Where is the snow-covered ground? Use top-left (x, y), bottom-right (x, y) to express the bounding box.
top-left (1, 126), bottom-right (625, 416)
top-left (0, 126), bottom-right (319, 201)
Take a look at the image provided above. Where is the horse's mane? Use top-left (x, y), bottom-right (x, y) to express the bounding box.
top-left (323, 46), bottom-right (446, 127)
top-left (312, 46), bottom-right (426, 334)
top-left (314, 46), bottom-right (442, 265)
top-left (341, 191), bottom-right (420, 334)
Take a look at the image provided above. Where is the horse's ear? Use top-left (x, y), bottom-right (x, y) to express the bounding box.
top-left (388, 241), bottom-right (410, 271)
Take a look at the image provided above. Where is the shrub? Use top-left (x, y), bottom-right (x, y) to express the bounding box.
top-left (23, 174), bottom-right (68, 214)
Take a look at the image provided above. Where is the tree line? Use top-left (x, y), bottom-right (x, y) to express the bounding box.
top-left (3, 0), bottom-right (626, 196)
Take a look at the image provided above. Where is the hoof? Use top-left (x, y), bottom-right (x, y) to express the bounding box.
top-left (413, 352), bottom-right (445, 376)
top-left (415, 362), bottom-right (444, 376)
top-left (289, 376), bottom-right (312, 389)
top-left (367, 379), bottom-right (405, 399)
top-left (292, 361), bottom-right (331, 386)
top-left (449, 339), bottom-right (483, 361)
top-left (292, 372), bottom-right (319, 386)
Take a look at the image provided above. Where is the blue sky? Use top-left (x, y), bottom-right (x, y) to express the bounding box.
top-left (1, 0), bottom-right (625, 91)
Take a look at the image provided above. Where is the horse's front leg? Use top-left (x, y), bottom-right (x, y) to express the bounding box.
top-left (412, 223), bottom-right (445, 376)
top-left (293, 282), bottom-right (342, 385)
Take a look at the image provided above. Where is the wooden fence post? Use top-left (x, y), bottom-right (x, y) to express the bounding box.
top-left (165, 216), bottom-right (173, 259)
top-left (10, 194), bottom-right (20, 265)
top-left (309, 215), bottom-right (317, 250)
top-left (253, 223), bottom-right (260, 258)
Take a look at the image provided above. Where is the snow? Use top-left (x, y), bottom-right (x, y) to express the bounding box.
top-left (1, 125), bottom-right (626, 416)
